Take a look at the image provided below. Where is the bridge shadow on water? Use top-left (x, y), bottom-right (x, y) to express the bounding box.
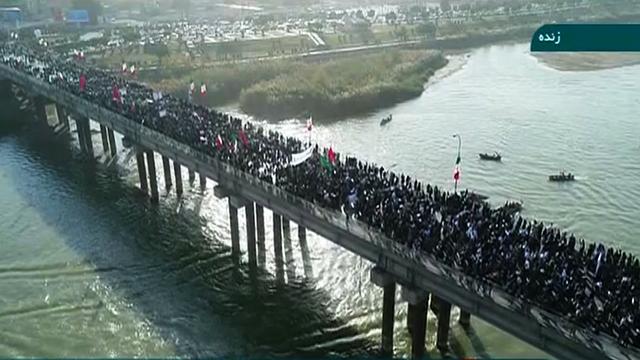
top-left (0, 102), bottom-right (378, 357)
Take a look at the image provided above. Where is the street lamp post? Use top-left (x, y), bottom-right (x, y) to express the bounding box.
top-left (453, 134), bottom-right (461, 193)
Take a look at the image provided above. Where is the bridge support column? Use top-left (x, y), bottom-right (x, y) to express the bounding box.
top-left (33, 96), bottom-right (48, 125)
top-left (81, 118), bottom-right (94, 158)
top-left (99, 124), bottom-right (110, 154)
top-left (245, 202), bottom-right (257, 269)
top-left (107, 128), bottom-right (117, 157)
top-left (136, 151), bottom-right (148, 193)
top-left (256, 204), bottom-right (266, 268)
top-left (55, 104), bottom-right (69, 130)
top-left (228, 198), bottom-right (240, 260)
top-left (402, 287), bottom-right (429, 360)
top-left (174, 161), bottom-right (183, 196)
top-left (436, 298), bottom-right (452, 353)
top-left (162, 156), bottom-right (172, 192)
top-left (146, 151), bottom-right (159, 202)
top-left (199, 173), bottom-right (206, 190)
top-left (459, 309), bottom-right (471, 328)
top-left (272, 213), bottom-right (285, 283)
top-left (298, 226), bottom-right (312, 279)
top-left (74, 117), bottom-right (87, 154)
top-left (282, 218), bottom-right (295, 280)
top-left (371, 267), bottom-right (396, 357)
top-left (0, 80), bottom-right (13, 101)
top-left (188, 169), bottom-right (195, 185)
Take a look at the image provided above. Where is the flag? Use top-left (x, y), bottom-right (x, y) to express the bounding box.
top-left (122, 62), bottom-right (128, 73)
top-left (215, 135), bottom-right (223, 150)
top-left (306, 116), bottom-right (313, 131)
top-left (320, 154), bottom-right (333, 171)
top-left (290, 146), bottom-right (313, 166)
top-left (112, 85), bottom-right (121, 103)
top-left (130, 65), bottom-right (136, 76)
top-left (200, 83), bottom-right (207, 96)
top-left (453, 164), bottom-right (461, 182)
top-left (79, 74), bottom-right (86, 91)
top-left (189, 81), bottom-right (195, 94)
top-left (328, 147), bottom-right (336, 164)
top-left (79, 51), bottom-right (85, 60)
top-left (239, 130), bottom-right (250, 147)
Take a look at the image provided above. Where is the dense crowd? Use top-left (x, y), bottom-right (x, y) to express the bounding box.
top-left (1, 40), bottom-right (639, 349)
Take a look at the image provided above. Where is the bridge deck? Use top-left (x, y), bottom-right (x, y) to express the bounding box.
top-left (1, 63), bottom-right (637, 360)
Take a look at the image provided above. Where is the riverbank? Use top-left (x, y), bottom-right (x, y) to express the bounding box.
top-left (534, 53), bottom-right (640, 72)
top-left (144, 50), bottom-right (448, 121)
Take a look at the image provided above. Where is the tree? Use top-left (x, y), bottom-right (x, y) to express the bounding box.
top-left (385, 11), bottom-right (397, 24)
top-left (367, 9), bottom-right (376, 18)
top-left (416, 22), bottom-right (437, 38)
top-left (353, 22), bottom-right (374, 44)
top-left (440, 0), bottom-right (451, 13)
top-left (396, 26), bottom-right (408, 41)
top-left (71, 0), bottom-right (103, 24)
top-left (144, 42), bottom-right (170, 64)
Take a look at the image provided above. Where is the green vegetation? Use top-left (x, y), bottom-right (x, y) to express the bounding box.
top-left (237, 50), bottom-right (447, 120)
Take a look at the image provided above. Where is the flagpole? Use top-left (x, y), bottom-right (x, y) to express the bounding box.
top-left (453, 134), bottom-right (461, 193)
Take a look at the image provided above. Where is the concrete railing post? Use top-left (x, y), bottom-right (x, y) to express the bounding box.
top-left (82, 118), bottom-right (94, 158)
top-left (75, 117), bottom-right (87, 153)
top-left (245, 202), bottom-right (257, 269)
top-left (136, 151), bottom-right (148, 193)
top-left (146, 150), bottom-right (159, 202)
top-left (282, 218), bottom-right (296, 280)
top-left (188, 169), bottom-right (195, 185)
top-left (55, 103), bottom-right (69, 130)
top-left (256, 204), bottom-right (266, 268)
top-left (199, 173), bottom-right (207, 190)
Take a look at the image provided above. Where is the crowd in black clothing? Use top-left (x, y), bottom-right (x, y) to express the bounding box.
top-left (1, 40), bottom-right (639, 349)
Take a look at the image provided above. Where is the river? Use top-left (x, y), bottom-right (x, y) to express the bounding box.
top-left (1, 43), bottom-right (639, 358)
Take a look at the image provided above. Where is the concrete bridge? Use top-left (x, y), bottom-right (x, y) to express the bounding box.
top-left (1, 62), bottom-right (638, 360)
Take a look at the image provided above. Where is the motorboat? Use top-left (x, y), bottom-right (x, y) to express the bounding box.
top-left (549, 172), bottom-right (575, 182)
top-left (479, 152), bottom-right (502, 161)
top-left (380, 114), bottom-right (392, 126)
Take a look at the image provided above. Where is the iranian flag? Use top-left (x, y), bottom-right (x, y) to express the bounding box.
top-left (306, 116), bottom-right (313, 131)
top-left (215, 135), bottom-right (223, 150)
top-left (453, 164), bottom-right (461, 182)
top-left (200, 83), bottom-right (207, 96)
top-left (122, 62), bottom-right (128, 73)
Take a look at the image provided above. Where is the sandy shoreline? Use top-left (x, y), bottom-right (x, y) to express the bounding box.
top-left (534, 52), bottom-right (640, 72)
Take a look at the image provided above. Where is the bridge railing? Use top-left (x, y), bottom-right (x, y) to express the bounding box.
top-left (1, 62), bottom-right (636, 360)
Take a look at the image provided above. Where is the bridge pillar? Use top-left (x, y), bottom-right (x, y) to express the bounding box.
top-left (282, 218), bottom-right (295, 280)
top-left (33, 96), bottom-right (48, 125)
top-left (146, 151), bottom-right (159, 202)
top-left (81, 118), bottom-right (94, 158)
top-left (436, 298), bottom-right (452, 353)
top-left (55, 104), bottom-right (69, 130)
top-left (107, 128), bottom-right (117, 157)
top-left (107, 128), bottom-right (117, 156)
top-left (74, 117), bottom-right (87, 154)
top-left (135, 151), bottom-right (148, 193)
top-left (228, 198), bottom-right (240, 260)
top-left (245, 202), bottom-right (257, 269)
top-left (162, 156), bottom-right (172, 192)
top-left (272, 213), bottom-right (285, 283)
top-left (256, 204), bottom-right (266, 268)
top-left (371, 267), bottom-right (396, 357)
top-left (99, 124), bottom-right (110, 155)
top-left (174, 161), bottom-right (183, 196)
top-left (0, 80), bottom-right (13, 101)
top-left (188, 169), bottom-right (195, 185)
top-left (402, 287), bottom-right (429, 360)
top-left (459, 309), bottom-right (471, 328)
top-left (298, 226), bottom-right (313, 279)
top-left (199, 173), bottom-right (207, 191)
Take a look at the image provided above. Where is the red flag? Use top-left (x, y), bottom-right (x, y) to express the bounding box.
top-left (453, 165), bottom-right (461, 182)
top-left (328, 147), bottom-right (336, 164)
top-left (239, 130), bottom-right (249, 147)
top-left (215, 134), bottom-right (223, 150)
top-left (306, 116), bottom-right (313, 131)
top-left (112, 85), bottom-right (121, 103)
top-left (200, 83), bottom-right (207, 96)
top-left (79, 74), bottom-right (86, 91)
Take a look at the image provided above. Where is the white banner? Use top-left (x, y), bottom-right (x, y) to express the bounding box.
top-left (289, 146), bottom-right (314, 166)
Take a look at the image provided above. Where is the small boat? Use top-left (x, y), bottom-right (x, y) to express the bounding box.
top-left (549, 172), bottom-right (575, 182)
top-left (479, 152), bottom-right (502, 161)
top-left (380, 114), bottom-right (392, 126)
